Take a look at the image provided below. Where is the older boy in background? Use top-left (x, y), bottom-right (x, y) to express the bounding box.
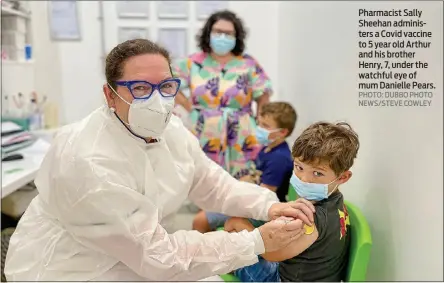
top-left (193, 102), bottom-right (297, 233)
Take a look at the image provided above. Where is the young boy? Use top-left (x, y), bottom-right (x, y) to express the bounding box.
top-left (224, 121), bottom-right (360, 282)
top-left (192, 102), bottom-right (297, 233)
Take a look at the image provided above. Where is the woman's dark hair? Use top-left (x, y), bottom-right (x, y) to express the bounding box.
top-left (197, 10), bottom-right (247, 56)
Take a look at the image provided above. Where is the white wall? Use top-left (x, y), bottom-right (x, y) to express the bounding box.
top-left (38, 1), bottom-right (279, 125)
top-left (29, 2), bottom-right (63, 117)
top-left (57, 1), bottom-right (104, 124)
top-left (228, 2), bottom-right (280, 96)
top-left (278, 1), bottom-right (443, 281)
top-left (27, 1), bottom-right (103, 125)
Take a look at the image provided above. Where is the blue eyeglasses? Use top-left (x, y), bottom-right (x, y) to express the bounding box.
top-left (115, 78), bottom-right (181, 100)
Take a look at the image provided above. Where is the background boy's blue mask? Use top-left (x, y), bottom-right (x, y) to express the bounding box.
top-left (256, 126), bottom-right (271, 145)
top-left (290, 173), bottom-right (339, 201)
top-left (256, 126), bottom-right (281, 145)
top-left (210, 34), bottom-right (236, 56)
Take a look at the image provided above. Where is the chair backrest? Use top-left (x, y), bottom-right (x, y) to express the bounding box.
top-left (286, 185), bottom-right (372, 281)
top-left (343, 201), bottom-right (372, 282)
top-left (1, 228), bottom-right (16, 282)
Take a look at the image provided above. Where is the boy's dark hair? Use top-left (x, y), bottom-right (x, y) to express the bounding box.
top-left (105, 39), bottom-right (171, 89)
top-left (197, 10), bottom-right (247, 56)
top-left (259, 102), bottom-right (297, 137)
top-left (292, 122), bottom-right (360, 176)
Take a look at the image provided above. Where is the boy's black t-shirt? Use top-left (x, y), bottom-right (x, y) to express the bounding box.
top-left (279, 191), bottom-right (351, 282)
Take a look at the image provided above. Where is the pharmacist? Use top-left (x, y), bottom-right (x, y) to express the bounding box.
top-left (4, 38), bottom-right (315, 281)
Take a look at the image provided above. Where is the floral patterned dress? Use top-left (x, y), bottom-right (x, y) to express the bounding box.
top-left (173, 52), bottom-right (273, 178)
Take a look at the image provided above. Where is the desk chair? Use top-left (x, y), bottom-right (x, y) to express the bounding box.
top-left (1, 228), bottom-right (15, 282)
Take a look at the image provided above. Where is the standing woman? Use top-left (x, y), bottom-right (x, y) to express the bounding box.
top-left (174, 10), bottom-right (272, 179)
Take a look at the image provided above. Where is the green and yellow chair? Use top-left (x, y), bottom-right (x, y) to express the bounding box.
top-left (219, 185), bottom-right (373, 282)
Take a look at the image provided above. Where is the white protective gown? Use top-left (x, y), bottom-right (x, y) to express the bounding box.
top-left (5, 106), bottom-right (279, 281)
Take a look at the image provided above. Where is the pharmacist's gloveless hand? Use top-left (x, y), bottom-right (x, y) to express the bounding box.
top-left (267, 198), bottom-right (316, 226)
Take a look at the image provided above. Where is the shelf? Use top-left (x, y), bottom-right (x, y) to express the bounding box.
top-left (1, 6), bottom-right (30, 18)
top-left (1, 59), bottom-right (34, 65)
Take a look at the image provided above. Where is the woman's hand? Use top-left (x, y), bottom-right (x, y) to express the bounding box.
top-left (239, 175), bottom-right (255, 183)
top-left (224, 217), bottom-right (255, 233)
top-left (258, 218), bottom-right (305, 253)
top-left (268, 198), bottom-right (316, 226)
top-left (256, 91), bottom-right (270, 114)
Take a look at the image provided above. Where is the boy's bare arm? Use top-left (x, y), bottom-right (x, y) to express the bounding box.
top-left (224, 217), bottom-right (255, 233)
top-left (262, 225), bottom-right (319, 262)
top-left (225, 218), bottom-right (319, 261)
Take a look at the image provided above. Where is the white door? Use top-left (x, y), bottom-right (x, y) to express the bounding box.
top-left (100, 1), bottom-right (204, 62)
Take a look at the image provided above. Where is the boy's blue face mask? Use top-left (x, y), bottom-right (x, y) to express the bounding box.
top-left (290, 173), bottom-right (340, 201)
top-left (210, 34), bottom-right (236, 56)
top-left (256, 126), bottom-right (281, 145)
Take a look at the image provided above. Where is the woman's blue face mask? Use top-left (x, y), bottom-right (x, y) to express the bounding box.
top-left (210, 34), bottom-right (235, 56)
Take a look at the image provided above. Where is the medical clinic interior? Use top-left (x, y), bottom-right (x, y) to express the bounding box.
top-left (0, 0), bottom-right (443, 282)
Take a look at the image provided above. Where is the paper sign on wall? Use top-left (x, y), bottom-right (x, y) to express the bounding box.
top-left (48, 1), bottom-right (81, 41)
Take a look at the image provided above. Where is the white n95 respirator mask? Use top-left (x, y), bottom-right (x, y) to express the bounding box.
top-left (108, 84), bottom-right (174, 138)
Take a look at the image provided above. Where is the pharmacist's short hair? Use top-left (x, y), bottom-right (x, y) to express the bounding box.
top-left (259, 102), bottom-right (297, 137)
top-left (292, 122), bottom-right (360, 175)
top-left (105, 39), bottom-right (171, 90)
